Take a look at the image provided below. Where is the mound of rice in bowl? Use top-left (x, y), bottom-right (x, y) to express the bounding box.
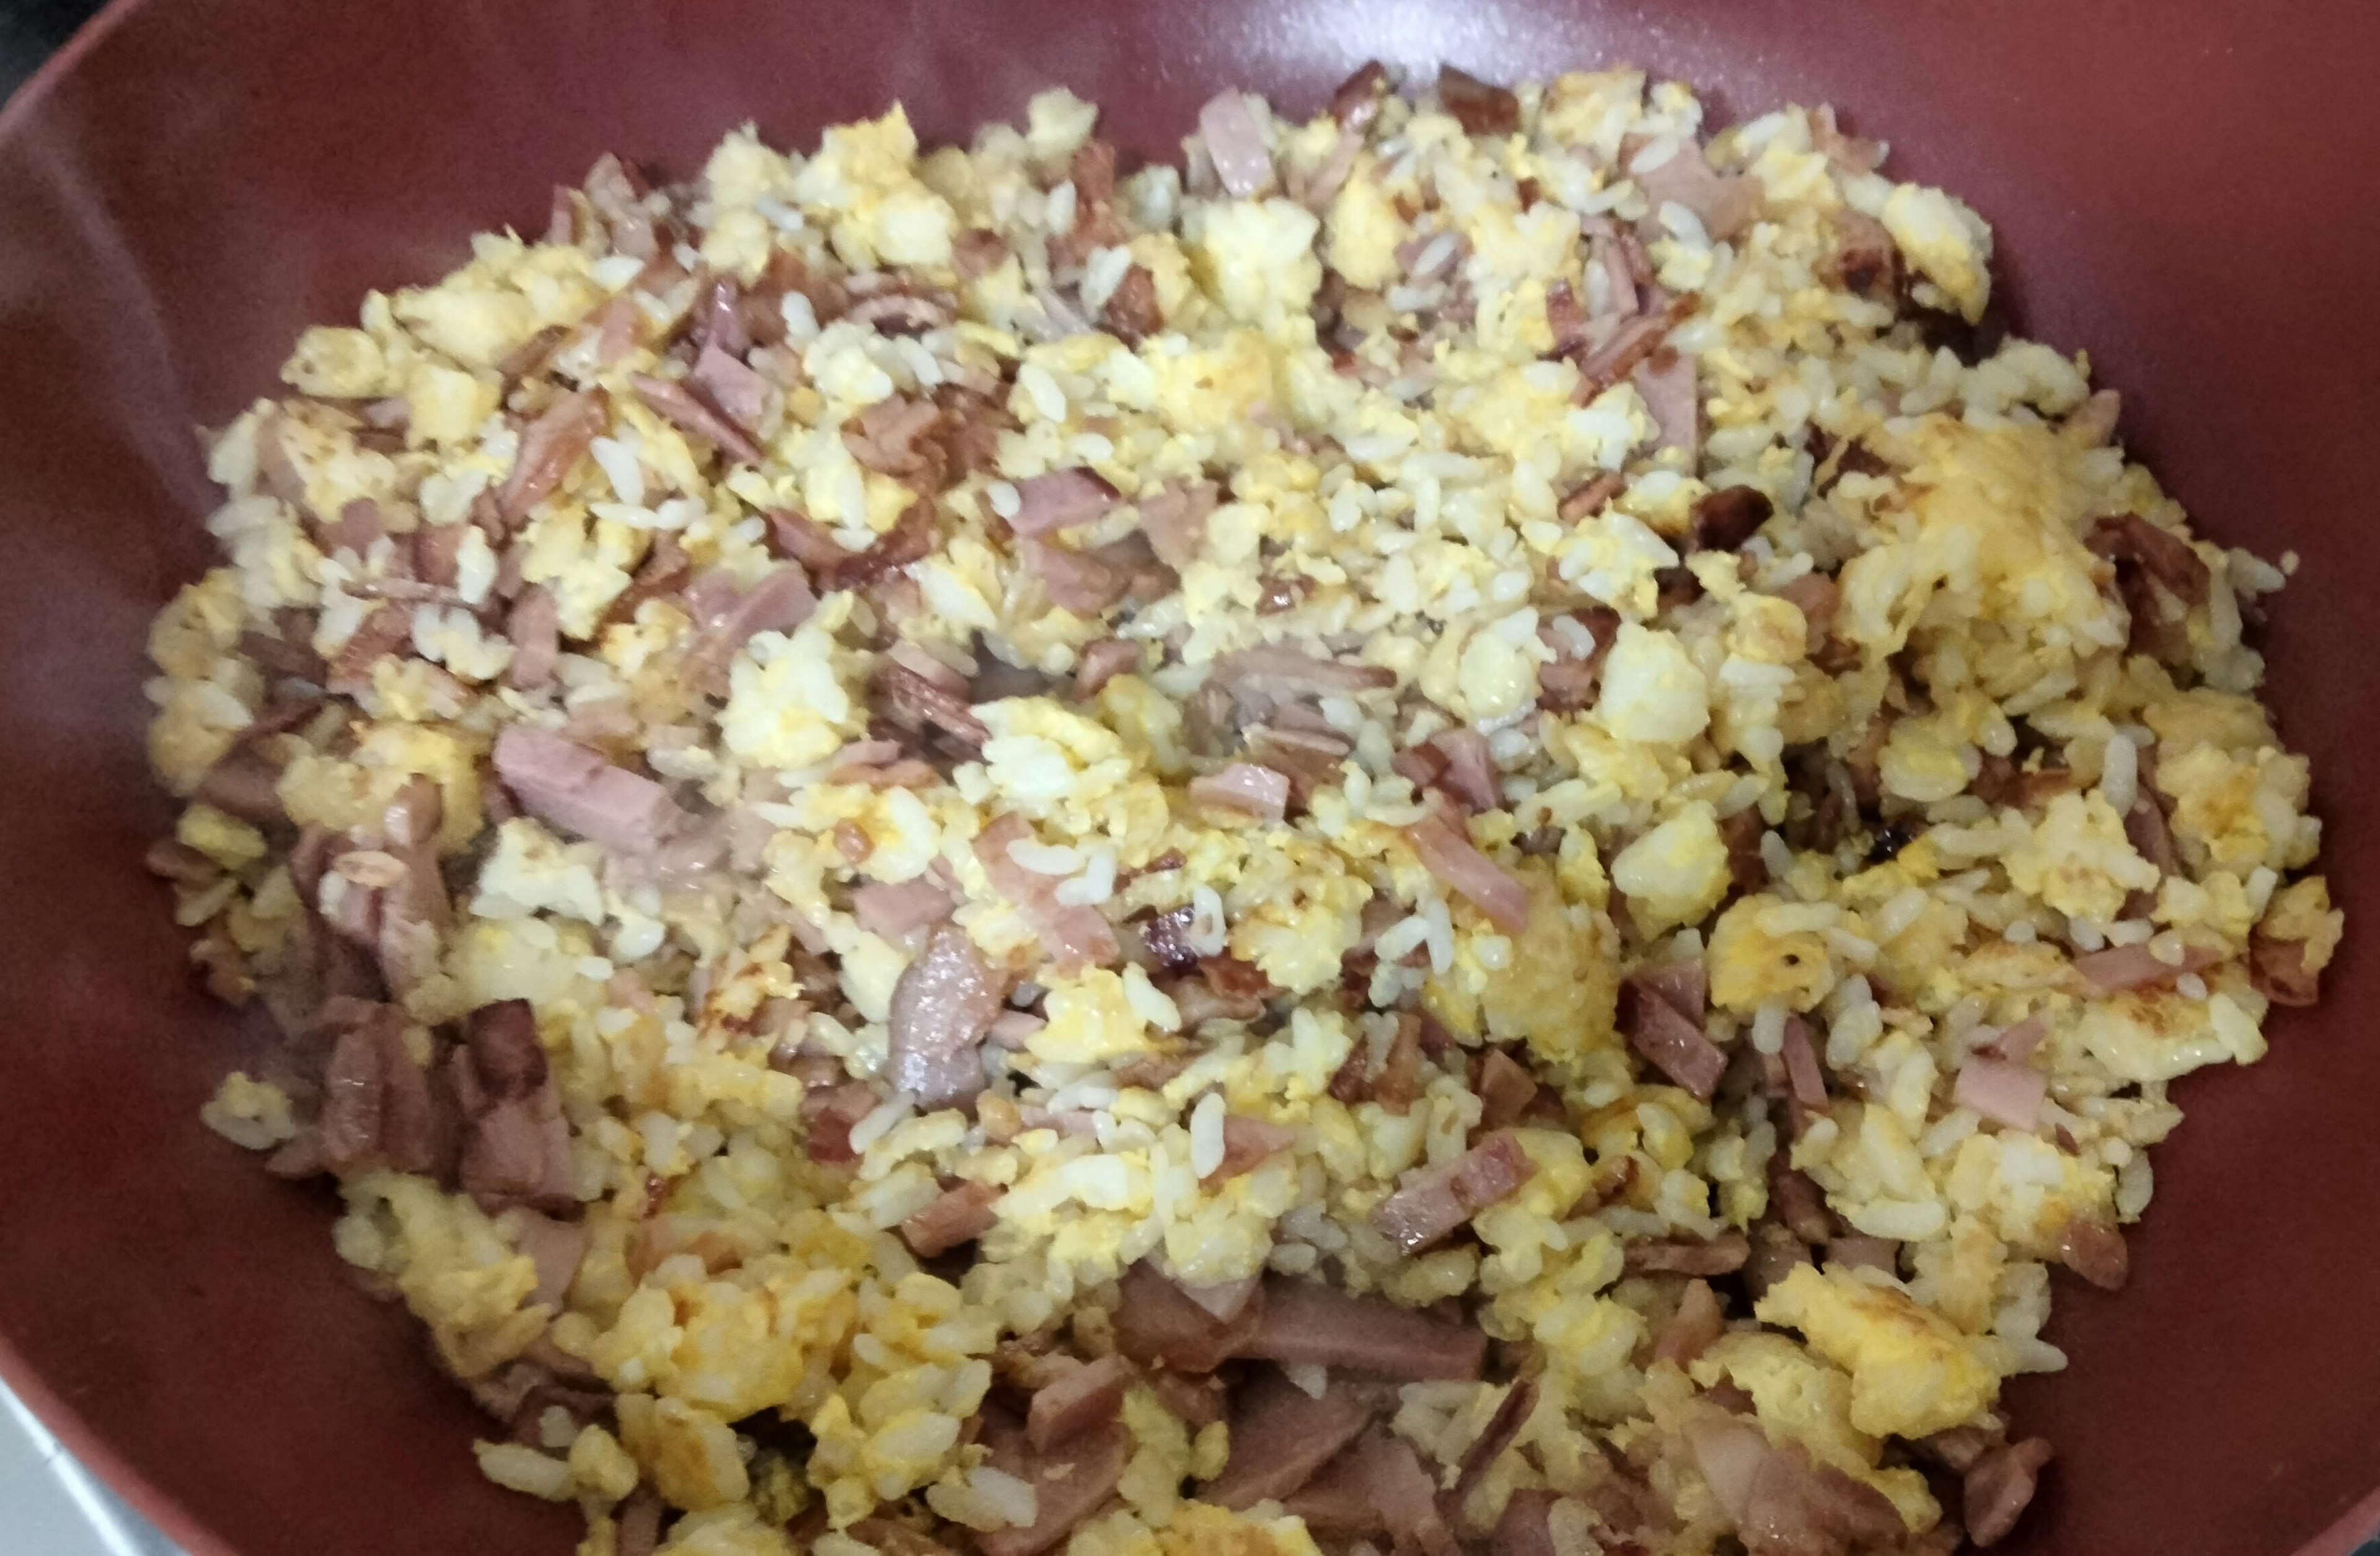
top-left (148, 58), bottom-right (2340, 1556)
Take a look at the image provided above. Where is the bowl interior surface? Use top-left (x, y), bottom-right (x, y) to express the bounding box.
top-left (1, 2), bottom-right (2374, 1553)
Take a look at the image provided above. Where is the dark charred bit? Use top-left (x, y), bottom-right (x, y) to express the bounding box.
top-left (1654, 566), bottom-right (1704, 611)
top-left (1867, 818), bottom-right (1920, 865)
top-left (1437, 66), bottom-right (1520, 137)
top-left (1689, 485), bottom-right (1775, 552)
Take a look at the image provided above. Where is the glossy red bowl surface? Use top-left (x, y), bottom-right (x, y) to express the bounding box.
top-left (2, 2), bottom-right (2374, 1553)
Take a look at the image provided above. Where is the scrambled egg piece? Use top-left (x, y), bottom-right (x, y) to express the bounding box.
top-left (1754, 1264), bottom-right (1999, 1438)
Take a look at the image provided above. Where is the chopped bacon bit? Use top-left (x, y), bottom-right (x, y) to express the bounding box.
top-left (875, 660), bottom-right (990, 753)
top-left (1371, 1131), bottom-right (1537, 1253)
top-left (1690, 485), bottom-right (1774, 551)
top-left (821, 498), bottom-right (937, 593)
top-left (1113, 1260), bottom-right (1266, 1373)
top-left (899, 1180), bottom-right (1001, 1257)
top-left (1451, 1377), bottom-right (1538, 1511)
top-left (606, 533), bottom-right (690, 625)
top-left (1438, 64), bottom-right (1520, 136)
top-left (2057, 1216), bottom-right (2129, 1290)
top-left (1572, 298), bottom-right (1691, 394)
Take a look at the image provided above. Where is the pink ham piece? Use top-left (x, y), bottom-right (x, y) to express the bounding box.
top-left (899, 1180), bottom-right (1000, 1257)
top-left (1188, 763), bottom-right (1291, 820)
top-left (1237, 1275), bottom-right (1475, 1379)
top-left (1633, 349), bottom-right (1699, 456)
top-left (1616, 969), bottom-right (1727, 1100)
top-left (509, 1209), bottom-right (589, 1309)
top-left (1954, 1055), bottom-right (2048, 1131)
top-left (1284, 1431), bottom-right (1456, 1555)
top-left (2058, 1216), bottom-right (2129, 1291)
top-left (1019, 537), bottom-right (1127, 614)
top-left (1691, 1418), bottom-right (1905, 1555)
top-left (497, 391), bottom-right (607, 524)
top-left (687, 342), bottom-right (769, 433)
top-left (1135, 480), bottom-right (1218, 568)
top-left (1654, 1278), bottom-right (1726, 1367)
top-left (1988, 1015), bottom-right (2050, 1063)
top-left (1779, 1016), bottom-right (1828, 1108)
top-left (1624, 1232), bottom-right (1750, 1276)
top-left (975, 813), bottom-right (1121, 973)
top-left (1073, 638), bottom-right (1140, 699)
top-left (505, 586), bottom-right (561, 691)
top-left (1427, 727), bottom-right (1500, 813)
top-left (1633, 140), bottom-right (1763, 241)
top-left (455, 999), bottom-right (575, 1211)
top-left (978, 1419), bottom-right (1131, 1556)
top-left (629, 372), bottom-right (766, 466)
top-left (1404, 807), bottom-right (1531, 933)
top-left (1113, 1260), bottom-right (1266, 1374)
top-left (851, 877), bottom-right (956, 940)
top-left (1201, 1368), bottom-right (1381, 1510)
top-left (1175, 1273), bottom-right (1263, 1324)
top-left (1204, 1115), bottom-right (1297, 1181)
top-left (1214, 644), bottom-right (1396, 699)
top-left (1026, 1354), bottom-right (1132, 1451)
top-left (492, 725), bottom-right (688, 856)
top-left (1198, 91), bottom-right (1276, 198)
top-left (2072, 942), bottom-right (2223, 992)
top-left (1451, 1378), bottom-right (1538, 1511)
top-left (1008, 467), bottom-right (1122, 536)
top-left (883, 922), bottom-right (1005, 1109)
top-left (1966, 1437), bottom-right (2056, 1547)
top-left (685, 564), bottom-right (815, 681)
top-left (1370, 1132), bottom-right (1538, 1255)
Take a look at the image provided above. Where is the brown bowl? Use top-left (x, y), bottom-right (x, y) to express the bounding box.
top-left (2, 2), bottom-right (2374, 1552)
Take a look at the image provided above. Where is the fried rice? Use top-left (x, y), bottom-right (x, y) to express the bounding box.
top-left (147, 59), bottom-right (2341, 1556)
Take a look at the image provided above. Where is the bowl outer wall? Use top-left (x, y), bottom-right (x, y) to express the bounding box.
top-left (0, 1), bottom-right (2374, 1552)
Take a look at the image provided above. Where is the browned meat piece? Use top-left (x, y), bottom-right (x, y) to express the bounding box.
top-left (843, 395), bottom-right (946, 486)
top-left (1329, 60), bottom-right (1391, 131)
top-left (978, 1418), bottom-right (1131, 1556)
top-left (455, 1000), bottom-right (573, 1210)
top-left (606, 534), bottom-right (692, 625)
top-left (1404, 807), bottom-right (1531, 933)
top-left (1830, 210), bottom-right (1900, 299)
top-left (629, 372), bottom-right (765, 466)
top-left (2086, 511), bottom-right (2211, 607)
top-left (1009, 468), bottom-right (1122, 537)
top-left (195, 746), bottom-right (286, 823)
top-left (491, 725), bottom-right (688, 855)
top-left (1492, 1490), bottom-right (1561, 1556)
top-left (1616, 970), bottom-right (1726, 1100)
top-left (1965, 1437), bottom-right (2055, 1547)
top-left (1286, 1430), bottom-right (1457, 1555)
top-left (1112, 1260), bottom-right (1265, 1374)
top-left (1144, 1367), bottom-right (1227, 1427)
top-left (1768, 1160), bottom-right (1834, 1244)
top-left (1025, 1353), bottom-right (1131, 1451)
top-left (975, 813), bottom-right (1121, 973)
top-left (875, 659), bottom-right (990, 752)
top-left (1558, 471), bottom-right (1624, 524)
top-left (884, 923), bottom-right (1005, 1110)
top-left (1719, 806), bottom-right (1768, 895)
top-left (1690, 485), bottom-right (1775, 552)
top-left (2250, 927), bottom-right (2324, 1006)
top-left (508, 1209), bottom-right (588, 1309)
top-left (951, 227), bottom-right (1009, 281)
top-left (899, 1180), bottom-right (1000, 1257)
top-left (1073, 638), bottom-right (1141, 700)
top-left (1237, 1284), bottom-right (1475, 1379)
top-left (1450, 1377), bottom-right (1538, 1511)
top-left (1019, 537), bottom-right (1128, 615)
top-left (801, 1082), bottom-right (879, 1165)
top-left (2057, 1216), bottom-right (2129, 1290)
top-left (1474, 1048), bottom-right (1541, 1131)
top-left (821, 498), bottom-right (937, 594)
top-left (1371, 1132), bottom-right (1540, 1253)
top-left (2070, 942), bottom-right (2221, 993)
top-left (1653, 1277), bottom-right (1726, 1368)
top-left (503, 585), bottom-right (561, 691)
top-left (1204, 1115), bottom-right (1297, 1182)
top-left (1101, 265), bottom-right (1163, 344)
top-left (325, 604), bottom-right (413, 695)
top-left (851, 877), bottom-right (956, 941)
top-left (1438, 65), bottom-right (1520, 136)
top-left (1624, 1232), bottom-right (1750, 1276)
top-left (496, 390), bottom-right (608, 525)
top-left (1633, 139), bottom-right (1764, 242)
top-left (1200, 1368), bottom-right (1384, 1510)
